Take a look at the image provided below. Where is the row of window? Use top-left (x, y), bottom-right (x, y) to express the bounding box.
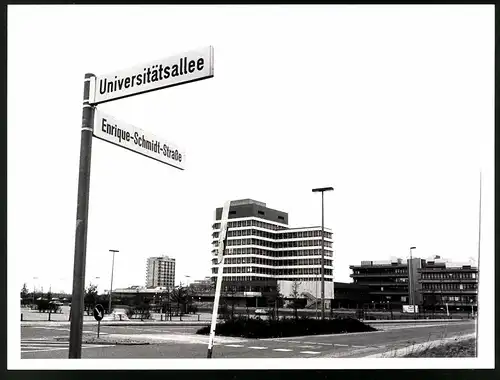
top-left (213, 229), bottom-right (332, 240)
top-left (421, 272), bottom-right (477, 280)
top-left (213, 257), bottom-right (333, 267)
top-left (422, 283), bottom-right (478, 291)
top-left (212, 267), bottom-right (334, 276)
top-left (214, 248), bottom-right (334, 258)
top-left (215, 238), bottom-right (333, 249)
top-left (213, 220), bottom-right (288, 231)
top-left (352, 269), bottom-right (408, 275)
top-left (210, 276), bottom-right (334, 283)
top-left (424, 295), bottom-right (477, 303)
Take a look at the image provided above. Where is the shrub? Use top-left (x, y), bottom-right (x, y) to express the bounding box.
top-left (196, 316), bottom-right (376, 339)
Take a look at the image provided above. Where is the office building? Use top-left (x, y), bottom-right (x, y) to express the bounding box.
top-left (349, 257), bottom-right (424, 309)
top-left (210, 199), bottom-right (334, 307)
top-left (145, 256), bottom-right (176, 289)
top-left (419, 256), bottom-right (478, 312)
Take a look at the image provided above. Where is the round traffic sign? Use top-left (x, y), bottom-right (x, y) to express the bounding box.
top-left (93, 304), bottom-right (105, 321)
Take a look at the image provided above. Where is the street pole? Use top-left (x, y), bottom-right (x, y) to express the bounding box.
top-left (69, 73), bottom-right (96, 359)
top-left (409, 247), bottom-right (416, 318)
top-left (321, 191), bottom-right (325, 319)
top-left (312, 187), bottom-right (333, 320)
top-left (108, 249), bottom-right (119, 314)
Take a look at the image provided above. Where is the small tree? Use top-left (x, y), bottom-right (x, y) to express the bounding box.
top-left (84, 284), bottom-right (98, 315)
top-left (225, 284), bottom-right (238, 319)
top-left (290, 280), bottom-right (302, 321)
top-left (20, 283), bottom-right (29, 306)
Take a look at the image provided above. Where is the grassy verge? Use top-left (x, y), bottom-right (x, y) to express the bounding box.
top-left (404, 338), bottom-right (476, 357)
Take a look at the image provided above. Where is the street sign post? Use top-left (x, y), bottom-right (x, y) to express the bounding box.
top-left (93, 304), bottom-right (105, 338)
top-left (90, 46), bottom-right (214, 105)
top-left (93, 111), bottom-right (186, 170)
top-left (207, 201), bottom-right (231, 359)
top-left (69, 46), bottom-right (214, 359)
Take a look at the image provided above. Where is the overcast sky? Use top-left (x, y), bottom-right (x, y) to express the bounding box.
top-left (8, 5), bottom-right (494, 297)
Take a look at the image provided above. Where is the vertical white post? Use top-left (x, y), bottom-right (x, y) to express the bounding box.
top-left (207, 201), bottom-right (231, 358)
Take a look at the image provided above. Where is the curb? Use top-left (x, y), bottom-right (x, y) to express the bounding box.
top-left (21, 321), bottom-right (211, 327)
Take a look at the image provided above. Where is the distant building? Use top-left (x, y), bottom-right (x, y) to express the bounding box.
top-left (349, 257), bottom-right (424, 309)
top-left (211, 199), bottom-right (334, 307)
top-left (145, 256), bottom-right (176, 289)
top-left (419, 256), bottom-right (478, 312)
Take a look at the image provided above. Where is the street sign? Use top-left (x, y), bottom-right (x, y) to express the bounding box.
top-left (93, 304), bottom-right (105, 321)
top-left (90, 46), bottom-right (214, 105)
top-left (93, 110), bottom-right (186, 170)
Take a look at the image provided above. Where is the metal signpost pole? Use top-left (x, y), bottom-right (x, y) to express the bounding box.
top-left (69, 74), bottom-right (96, 359)
top-left (207, 201), bottom-right (231, 359)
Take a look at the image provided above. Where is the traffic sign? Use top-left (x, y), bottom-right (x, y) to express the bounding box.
top-left (93, 304), bottom-right (105, 321)
top-left (93, 110), bottom-right (186, 170)
top-left (90, 46), bottom-right (214, 105)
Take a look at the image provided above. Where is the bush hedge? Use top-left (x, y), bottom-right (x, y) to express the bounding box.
top-left (196, 316), bottom-right (376, 338)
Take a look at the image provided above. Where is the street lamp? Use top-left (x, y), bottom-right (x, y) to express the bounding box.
top-left (312, 186), bottom-right (334, 320)
top-left (108, 250), bottom-right (119, 314)
top-left (409, 246), bottom-right (417, 317)
top-left (32, 277), bottom-right (38, 309)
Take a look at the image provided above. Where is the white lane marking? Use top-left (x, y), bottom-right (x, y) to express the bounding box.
top-left (352, 345), bottom-right (365, 348)
top-left (315, 342), bottom-right (333, 346)
top-left (334, 344), bottom-right (348, 347)
top-left (21, 344), bottom-right (114, 353)
top-left (225, 344), bottom-right (244, 348)
top-left (273, 348), bottom-right (293, 352)
top-left (300, 351), bottom-right (321, 354)
top-left (248, 346), bottom-right (268, 350)
top-left (297, 345), bottom-right (316, 348)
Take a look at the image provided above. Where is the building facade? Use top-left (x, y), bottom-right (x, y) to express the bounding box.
top-left (211, 199), bottom-right (334, 306)
top-left (349, 257), bottom-right (424, 309)
top-left (145, 256), bottom-right (176, 289)
top-left (419, 256), bottom-right (478, 312)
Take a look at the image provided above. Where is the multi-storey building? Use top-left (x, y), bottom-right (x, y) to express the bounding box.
top-left (210, 199), bottom-right (334, 307)
top-left (145, 256), bottom-right (176, 289)
top-left (349, 257), bottom-right (424, 309)
top-left (419, 256), bottom-right (478, 312)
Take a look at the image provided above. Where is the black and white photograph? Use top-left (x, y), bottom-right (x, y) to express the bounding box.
top-left (7, 4), bottom-right (495, 370)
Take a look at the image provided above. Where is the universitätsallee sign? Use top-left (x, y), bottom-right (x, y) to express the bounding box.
top-left (89, 46), bottom-right (214, 105)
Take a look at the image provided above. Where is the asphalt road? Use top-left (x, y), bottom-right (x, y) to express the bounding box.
top-left (20, 320), bottom-right (476, 359)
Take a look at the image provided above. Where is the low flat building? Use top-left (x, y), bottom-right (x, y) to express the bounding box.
top-left (419, 256), bottom-right (478, 312)
top-left (349, 257), bottom-right (424, 309)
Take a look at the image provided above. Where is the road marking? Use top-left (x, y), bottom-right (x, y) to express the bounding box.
top-left (297, 345), bottom-right (316, 348)
top-left (300, 351), bottom-right (321, 355)
top-left (334, 344), bottom-right (348, 347)
top-left (224, 344), bottom-right (244, 348)
top-left (352, 345), bottom-right (366, 348)
top-left (248, 346), bottom-right (268, 350)
top-left (273, 348), bottom-right (293, 352)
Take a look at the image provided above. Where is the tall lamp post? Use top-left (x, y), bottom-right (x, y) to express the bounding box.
top-left (409, 246), bottom-right (417, 317)
top-left (108, 249), bottom-right (119, 314)
top-left (32, 277), bottom-right (38, 309)
top-left (312, 186), bottom-right (334, 320)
